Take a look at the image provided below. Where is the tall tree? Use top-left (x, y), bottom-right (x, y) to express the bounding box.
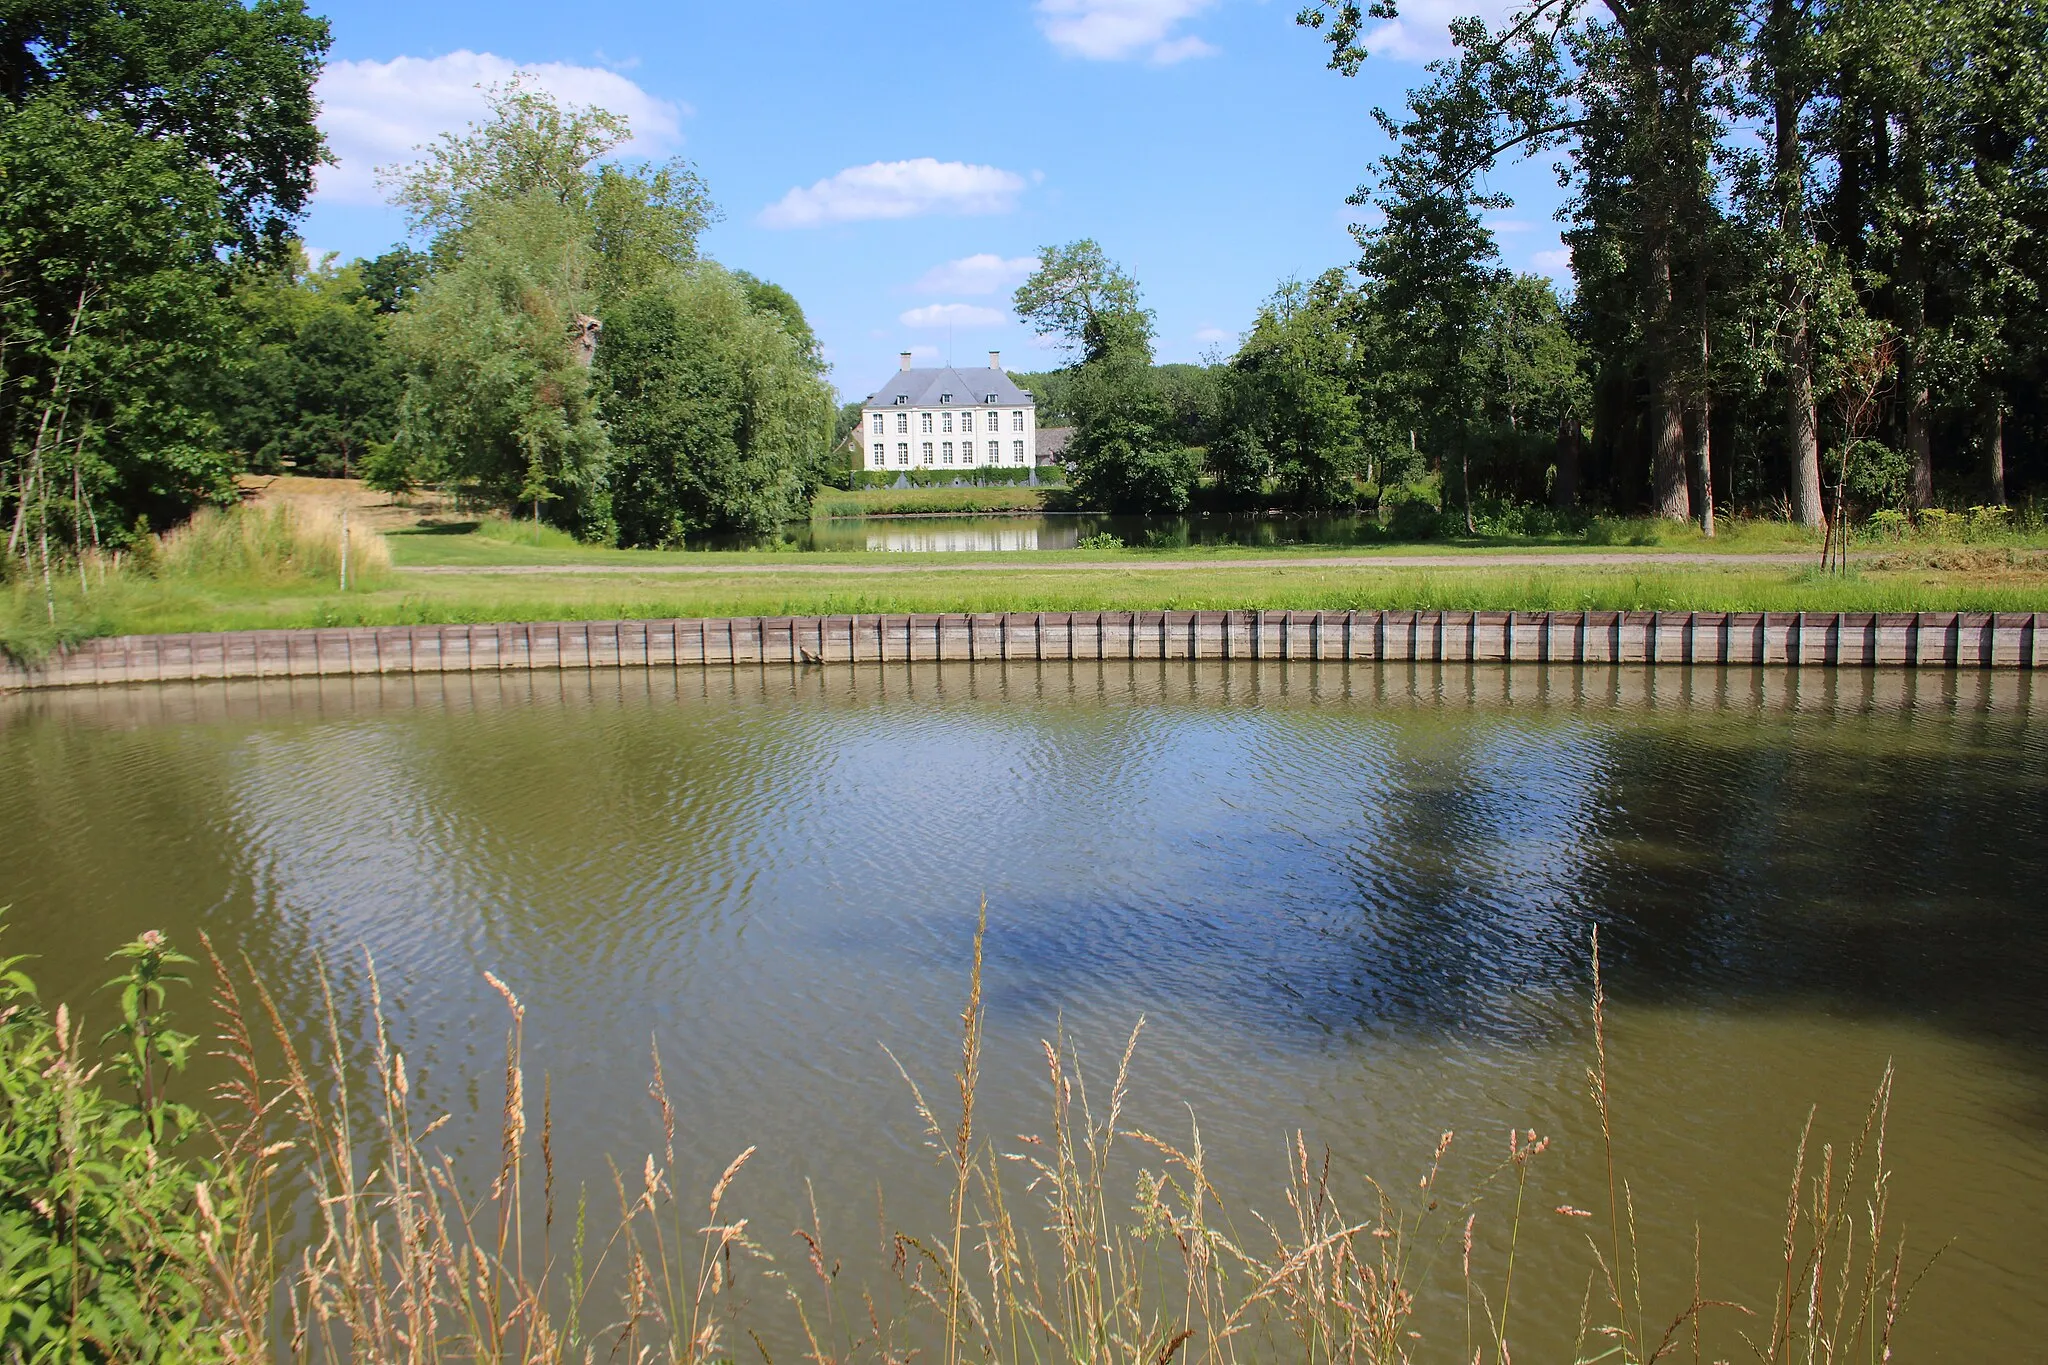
top-left (598, 265), bottom-right (834, 546)
top-left (1219, 270), bottom-right (1365, 509)
top-left (1015, 241), bottom-right (1197, 512)
top-left (1, 0), bottom-right (329, 548)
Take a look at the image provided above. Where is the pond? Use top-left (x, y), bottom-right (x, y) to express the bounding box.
top-left (699, 512), bottom-right (1399, 552)
top-left (1, 662), bottom-right (2043, 1359)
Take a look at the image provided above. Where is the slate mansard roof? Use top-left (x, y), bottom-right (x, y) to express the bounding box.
top-left (864, 365), bottom-right (1036, 409)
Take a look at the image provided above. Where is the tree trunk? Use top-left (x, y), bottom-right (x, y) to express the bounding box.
top-left (1787, 324), bottom-right (1824, 526)
top-left (1650, 244), bottom-right (1690, 521)
top-left (1687, 386), bottom-right (1714, 538)
top-left (1768, 0), bottom-right (1825, 530)
top-left (1979, 397), bottom-right (2005, 505)
top-left (1553, 409), bottom-right (1580, 509)
top-left (1903, 372), bottom-right (1933, 508)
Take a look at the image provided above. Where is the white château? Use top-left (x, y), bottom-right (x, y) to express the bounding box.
top-left (859, 351), bottom-right (1037, 471)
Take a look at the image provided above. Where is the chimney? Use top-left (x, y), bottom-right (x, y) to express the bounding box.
top-left (988, 350), bottom-right (1002, 371)
top-left (899, 351), bottom-right (913, 371)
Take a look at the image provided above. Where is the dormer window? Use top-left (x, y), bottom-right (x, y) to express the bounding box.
top-left (939, 392), bottom-right (952, 403)
top-left (985, 393), bottom-right (999, 403)
top-left (892, 395), bottom-right (907, 405)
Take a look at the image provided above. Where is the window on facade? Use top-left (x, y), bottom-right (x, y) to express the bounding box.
top-left (987, 441), bottom-right (999, 462)
top-left (922, 442), bottom-right (934, 463)
top-left (921, 412), bottom-right (933, 433)
top-left (871, 413), bottom-right (884, 434)
top-left (1013, 440), bottom-right (1026, 463)
top-left (896, 443), bottom-right (909, 466)
top-left (960, 411), bottom-right (973, 433)
top-left (942, 412), bottom-right (953, 432)
top-left (942, 442), bottom-right (954, 463)
top-left (895, 412), bottom-right (908, 434)
top-left (1011, 411), bottom-right (1025, 431)
top-left (872, 443), bottom-right (885, 466)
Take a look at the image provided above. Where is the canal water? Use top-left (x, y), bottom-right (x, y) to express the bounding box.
top-left (1, 663), bottom-right (2042, 1359)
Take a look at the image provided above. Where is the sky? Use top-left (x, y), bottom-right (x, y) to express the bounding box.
top-left (301, 0), bottom-right (1567, 402)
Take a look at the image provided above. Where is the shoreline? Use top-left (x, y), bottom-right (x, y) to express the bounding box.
top-left (5, 608), bottom-right (2041, 690)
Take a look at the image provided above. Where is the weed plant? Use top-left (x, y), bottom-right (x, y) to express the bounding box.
top-left (2, 910), bottom-right (1921, 1364)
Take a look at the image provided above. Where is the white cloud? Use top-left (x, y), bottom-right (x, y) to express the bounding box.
top-left (913, 253), bottom-right (1041, 295)
top-left (314, 51), bottom-right (682, 206)
top-left (1035, 0), bottom-right (1219, 63)
top-left (760, 159), bottom-right (1027, 228)
top-left (1531, 247), bottom-right (1573, 277)
top-left (899, 303), bottom-right (1009, 329)
top-left (1485, 215), bottom-right (1534, 234)
top-left (1366, 0), bottom-right (1518, 62)
top-left (1193, 325), bottom-right (1232, 343)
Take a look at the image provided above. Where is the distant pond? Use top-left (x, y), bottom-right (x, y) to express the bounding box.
top-left (693, 513), bottom-right (1396, 552)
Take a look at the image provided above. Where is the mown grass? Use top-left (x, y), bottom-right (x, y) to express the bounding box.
top-left (9, 508), bottom-right (2045, 653)
top-left (6, 560), bottom-right (2042, 646)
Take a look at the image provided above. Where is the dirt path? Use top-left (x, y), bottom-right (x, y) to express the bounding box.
top-left (403, 551), bottom-right (1829, 577)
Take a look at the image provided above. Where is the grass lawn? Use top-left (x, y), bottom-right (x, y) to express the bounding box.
top-left (5, 481), bottom-right (2043, 656)
top-left (12, 554), bottom-right (2044, 647)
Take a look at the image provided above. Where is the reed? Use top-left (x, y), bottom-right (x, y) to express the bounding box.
top-left (8, 917), bottom-right (1920, 1363)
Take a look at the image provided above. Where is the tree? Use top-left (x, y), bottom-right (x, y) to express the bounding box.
top-left (597, 266), bottom-right (835, 546)
top-left (385, 193), bottom-right (611, 532)
top-left (1, 0), bottom-right (331, 247)
top-left (1353, 46), bottom-right (1509, 531)
top-left (376, 80), bottom-right (736, 536)
top-left (2, 98), bottom-right (239, 562)
top-left (1219, 271), bottom-right (1365, 508)
top-left (2, 0), bottom-right (329, 551)
top-left (219, 254), bottom-right (405, 477)
top-left (1015, 241), bottom-right (1195, 511)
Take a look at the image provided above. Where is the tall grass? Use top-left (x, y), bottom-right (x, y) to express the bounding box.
top-left (155, 503), bottom-right (391, 585)
top-left (1, 503), bottom-right (388, 661)
top-left (123, 916), bottom-right (1916, 1364)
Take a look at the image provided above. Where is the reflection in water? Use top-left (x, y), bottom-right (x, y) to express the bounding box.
top-left (865, 524), bottom-right (1050, 552)
top-left (0, 663), bottom-right (2042, 1359)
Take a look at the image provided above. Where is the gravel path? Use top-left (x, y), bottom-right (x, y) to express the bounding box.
top-left (401, 551), bottom-right (1825, 577)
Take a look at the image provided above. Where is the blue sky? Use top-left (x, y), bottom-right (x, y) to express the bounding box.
top-left (302, 0), bottom-right (1563, 401)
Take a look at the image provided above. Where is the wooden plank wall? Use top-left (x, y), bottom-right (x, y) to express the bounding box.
top-left (4, 610), bottom-right (2043, 690)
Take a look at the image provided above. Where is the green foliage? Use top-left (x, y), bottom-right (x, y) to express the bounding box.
top-left (220, 254), bottom-right (405, 477)
top-left (388, 193), bottom-right (613, 535)
top-left (597, 265), bottom-right (834, 545)
top-left (1, 0), bottom-right (330, 543)
top-left (1012, 239), bottom-right (1153, 366)
top-left (0, 922), bottom-right (223, 1362)
top-left (1220, 270), bottom-right (1365, 508)
top-left (1017, 243), bottom-right (1194, 513)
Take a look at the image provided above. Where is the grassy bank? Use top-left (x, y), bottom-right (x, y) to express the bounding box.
top-left (2, 917), bottom-right (1912, 1363)
top-left (8, 556), bottom-right (2046, 645)
top-left (7, 499), bottom-right (2046, 653)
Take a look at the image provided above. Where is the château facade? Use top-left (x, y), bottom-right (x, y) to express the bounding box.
top-left (859, 351), bottom-right (1037, 472)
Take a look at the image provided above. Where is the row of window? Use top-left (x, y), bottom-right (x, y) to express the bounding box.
top-left (870, 410), bottom-right (1028, 435)
top-left (871, 441), bottom-right (1030, 466)
top-left (887, 392), bottom-right (1003, 406)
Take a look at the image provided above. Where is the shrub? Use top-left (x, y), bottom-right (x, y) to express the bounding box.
top-left (0, 924), bottom-right (224, 1362)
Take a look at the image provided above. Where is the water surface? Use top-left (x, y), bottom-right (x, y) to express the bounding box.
top-left (1, 663), bottom-right (2042, 1358)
